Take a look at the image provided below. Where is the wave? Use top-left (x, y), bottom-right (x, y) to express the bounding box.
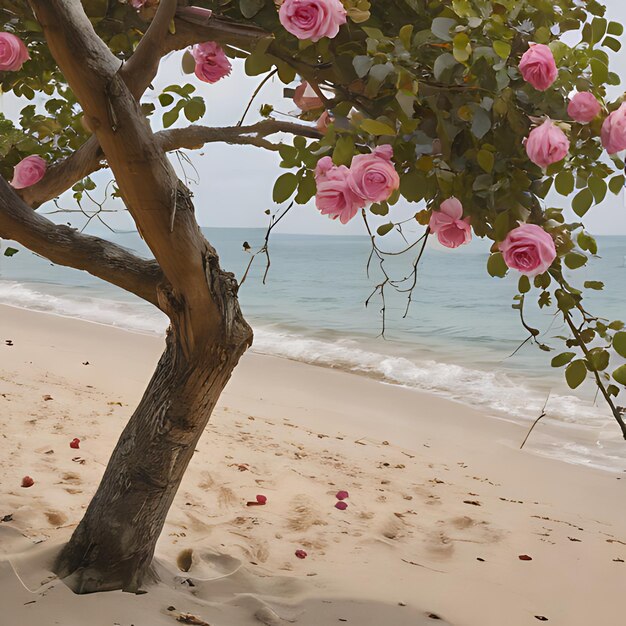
top-left (251, 327), bottom-right (609, 426)
top-left (0, 280), bottom-right (168, 334)
top-left (0, 279), bottom-right (622, 472)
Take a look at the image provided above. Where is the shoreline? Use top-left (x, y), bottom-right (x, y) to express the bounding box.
top-left (0, 300), bottom-right (622, 475)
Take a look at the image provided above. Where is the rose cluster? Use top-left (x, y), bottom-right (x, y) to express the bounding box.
top-left (520, 43), bottom-right (626, 167)
top-left (314, 146), bottom-right (400, 224)
top-left (1, 31), bottom-right (47, 189)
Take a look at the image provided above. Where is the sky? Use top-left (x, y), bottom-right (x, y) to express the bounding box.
top-left (2, 0), bottom-right (626, 238)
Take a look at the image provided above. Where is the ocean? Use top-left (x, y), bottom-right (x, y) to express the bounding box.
top-left (0, 228), bottom-right (624, 472)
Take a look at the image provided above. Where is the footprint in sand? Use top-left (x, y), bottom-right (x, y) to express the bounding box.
top-left (425, 531), bottom-right (455, 558)
top-left (380, 515), bottom-right (406, 541)
top-left (44, 511), bottom-right (67, 527)
top-left (287, 496), bottom-right (327, 532)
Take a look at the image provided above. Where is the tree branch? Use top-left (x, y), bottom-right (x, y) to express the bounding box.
top-left (0, 176), bottom-right (164, 307)
top-left (28, 0), bottom-right (247, 350)
top-left (165, 10), bottom-right (269, 55)
top-left (158, 119), bottom-right (323, 151)
top-left (122, 0), bottom-right (178, 99)
top-left (18, 121), bottom-right (322, 209)
top-left (19, 135), bottom-right (105, 209)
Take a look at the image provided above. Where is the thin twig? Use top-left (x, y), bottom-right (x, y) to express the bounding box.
top-left (520, 392), bottom-right (551, 450)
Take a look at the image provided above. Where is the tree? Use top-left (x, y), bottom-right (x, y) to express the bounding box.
top-left (1, 0), bottom-right (625, 593)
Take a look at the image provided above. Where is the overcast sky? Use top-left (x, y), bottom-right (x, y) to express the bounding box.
top-left (2, 0), bottom-right (626, 237)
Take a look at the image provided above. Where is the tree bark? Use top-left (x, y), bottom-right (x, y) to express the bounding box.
top-left (55, 271), bottom-right (253, 593)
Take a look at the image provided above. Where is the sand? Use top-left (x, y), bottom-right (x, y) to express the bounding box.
top-left (0, 304), bottom-right (624, 626)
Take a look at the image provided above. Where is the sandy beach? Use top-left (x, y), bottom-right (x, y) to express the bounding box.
top-left (0, 303), bottom-right (624, 626)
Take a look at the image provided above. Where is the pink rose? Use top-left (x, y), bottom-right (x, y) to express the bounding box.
top-left (601, 102), bottom-right (626, 155)
top-left (519, 44), bottom-right (558, 91)
top-left (525, 120), bottom-right (569, 168)
top-left (429, 198), bottom-right (472, 249)
top-left (192, 42), bottom-right (232, 84)
top-left (10, 155), bottom-right (46, 189)
top-left (315, 156), bottom-right (334, 181)
top-left (0, 32), bottom-right (30, 72)
top-left (499, 224), bottom-right (556, 277)
top-left (316, 110), bottom-right (333, 133)
top-left (567, 92), bottom-right (601, 124)
top-left (294, 82), bottom-right (323, 111)
top-left (348, 146), bottom-right (400, 203)
top-left (315, 159), bottom-right (365, 224)
top-left (279, 0), bottom-right (347, 42)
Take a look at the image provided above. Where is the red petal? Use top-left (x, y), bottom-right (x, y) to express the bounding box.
top-left (256, 494), bottom-right (267, 505)
top-left (295, 550), bottom-right (307, 559)
top-left (69, 438), bottom-right (80, 449)
top-left (21, 476), bottom-right (34, 488)
top-left (336, 490), bottom-right (349, 500)
top-left (335, 501), bottom-right (348, 510)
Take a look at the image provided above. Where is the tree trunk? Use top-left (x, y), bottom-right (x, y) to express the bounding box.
top-left (54, 311), bottom-right (252, 594)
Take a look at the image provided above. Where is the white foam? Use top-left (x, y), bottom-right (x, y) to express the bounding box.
top-left (0, 280), bottom-right (622, 471)
top-left (0, 281), bottom-right (167, 334)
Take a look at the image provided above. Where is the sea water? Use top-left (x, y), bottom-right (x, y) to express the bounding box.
top-left (0, 228), bottom-right (624, 472)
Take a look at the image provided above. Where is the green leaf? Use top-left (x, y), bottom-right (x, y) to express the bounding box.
top-left (551, 352), bottom-right (576, 368)
top-left (555, 170), bottom-right (575, 196)
top-left (431, 17), bottom-right (457, 42)
top-left (565, 360), bottom-right (587, 389)
top-left (3, 247), bottom-right (18, 257)
top-left (272, 172), bottom-right (298, 204)
top-left (333, 136), bottom-right (355, 166)
top-left (162, 108), bottom-right (180, 128)
top-left (564, 252), bottom-right (587, 270)
top-left (453, 33), bottom-right (471, 63)
top-left (493, 40), bottom-right (511, 59)
top-left (360, 119), bottom-right (396, 136)
top-left (399, 171), bottom-right (425, 202)
top-left (182, 50), bottom-right (196, 75)
top-left (159, 93), bottom-right (175, 107)
top-left (471, 107), bottom-right (491, 139)
top-left (588, 176), bottom-right (607, 204)
top-left (487, 252), bottom-right (508, 278)
top-left (377, 223), bottom-right (394, 236)
top-left (572, 188), bottom-right (593, 217)
top-left (353, 55), bottom-right (374, 78)
top-left (518, 275), bottom-right (530, 294)
top-left (477, 149), bottom-right (494, 173)
top-left (608, 21), bottom-right (624, 36)
top-left (183, 98), bottom-right (206, 123)
top-left (239, 0), bottom-right (265, 18)
top-left (614, 332), bottom-right (626, 358)
top-left (399, 24), bottom-right (413, 50)
top-left (588, 348), bottom-right (610, 372)
top-left (590, 58), bottom-right (609, 86)
top-left (612, 364), bottom-right (626, 386)
top-left (584, 281), bottom-right (604, 290)
top-left (602, 36), bottom-right (621, 53)
top-left (591, 17), bottom-right (608, 44)
top-left (433, 53), bottom-right (458, 81)
top-left (609, 174), bottom-right (625, 195)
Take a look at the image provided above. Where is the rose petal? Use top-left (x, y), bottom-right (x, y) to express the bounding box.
top-left (256, 494), bottom-right (267, 505)
top-left (335, 501), bottom-right (348, 510)
top-left (335, 490), bottom-right (349, 500)
top-left (70, 438), bottom-right (80, 449)
top-left (21, 476), bottom-right (34, 488)
top-left (295, 549), bottom-right (308, 559)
